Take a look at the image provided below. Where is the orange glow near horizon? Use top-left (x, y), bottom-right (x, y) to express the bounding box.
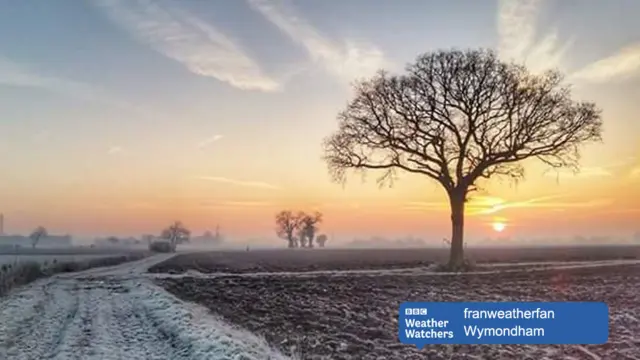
top-left (0, 62), bottom-right (638, 243)
top-left (2, 161), bottom-right (638, 242)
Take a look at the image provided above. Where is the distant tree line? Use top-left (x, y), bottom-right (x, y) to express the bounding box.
top-left (275, 210), bottom-right (328, 248)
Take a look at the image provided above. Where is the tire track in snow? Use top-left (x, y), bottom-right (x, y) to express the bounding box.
top-left (0, 254), bottom-right (295, 360)
top-left (0, 279), bottom-right (80, 359)
top-left (45, 278), bottom-right (183, 360)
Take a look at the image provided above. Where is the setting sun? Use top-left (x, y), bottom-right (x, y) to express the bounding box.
top-left (492, 222), bottom-right (507, 233)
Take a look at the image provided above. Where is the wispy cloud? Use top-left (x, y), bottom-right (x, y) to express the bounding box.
top-left (200, 200), bottom-right (273, 208)
top-left (468, 195), bottom-right (612, 215)
top-left (497, 0), bottom-right (640, 85)
top-left (542, 157), bottom-right (638, 180)
top-left (570, 44), bottom-right (640, 83)
top-left (108, 145), bottom-right (124, 154)
top-left (497, 0), bottom-right (571, 74)
top-left (0, 56), bottom-right (136, 109)
top-left (93, 0), bottom-right (280, 91)
top-left (403, 194), bottom-right (612, 215)
top-left (197, 134), bottom-right (223, 148)
top-left (623, 153), bottom-right (640, 178)
top-left (0, 57), bottom-right (91, 94)
top-left (198, 176), bottom-right (281, 190)
top-left (602, 207), bottom-right (640, 215)
top-left (247, 0), bottom-right (389, 83)
top-left (543, 166), bottom-right (613, 179)
top-left (402, 201), bottom-right (449, 212)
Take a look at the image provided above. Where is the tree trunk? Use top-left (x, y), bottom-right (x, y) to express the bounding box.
top-left (448, 190), bottom-right (466, 270)
top-left (287, 236), bottom-right (295, 248)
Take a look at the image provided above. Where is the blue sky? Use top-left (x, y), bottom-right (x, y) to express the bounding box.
top-left (1, 0), bottom-right (639, 240)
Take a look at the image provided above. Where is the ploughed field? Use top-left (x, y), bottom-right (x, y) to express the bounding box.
top-left (148, 245), bottom-right (640, 274)
top-left (151, 247), bottom-right (640, 360)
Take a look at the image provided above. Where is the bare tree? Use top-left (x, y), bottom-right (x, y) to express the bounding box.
top-left (29, 226), bottom-right (48, 249)
top-left (323, 49), bottom-right (602, 270)
top-left (300, 211), bottom-right (323, 248)
top-left (316, 234), bottom-right (328, 248)
top-left (161, 221), bottom-right (190, 251)
top-left (296, 227), bottom-right (307, 248)
top-left (276, 210), bottom-right (302, 248)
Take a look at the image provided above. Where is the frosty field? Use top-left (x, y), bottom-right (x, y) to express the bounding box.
top-left (0, 248), bottom-right (149, 266)
top-left (151, 247), bottom-right (640, 360)
top-left (0, 254), bottom-right (132, 266)
top-left (0, 254), bottom-right (293, 360)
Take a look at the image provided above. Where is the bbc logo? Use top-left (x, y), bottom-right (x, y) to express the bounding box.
top-left (405, 308), bottom-right (428, 315)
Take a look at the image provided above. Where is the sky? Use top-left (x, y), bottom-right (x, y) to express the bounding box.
top-left (0, 0), bottom-right (639, 244)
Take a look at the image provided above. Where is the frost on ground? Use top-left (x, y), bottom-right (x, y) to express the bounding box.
top-left (0, 254), bottom-right (294, 360)
top-left (0, 254), bottom-right (127, 266)
top-left (153, 248), bottom-right (640, 360)
top-left (0, 248), bottom-right (149, 266)
top-left (147, 246), bottom-right (640, 275)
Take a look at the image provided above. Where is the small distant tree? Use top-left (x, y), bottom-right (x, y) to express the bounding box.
top-left (316, 234), bottom-right (328, 248)
top-left (161, 221), bottom-right (190, 251)
top-left (275, 210), bottom-right (302, 248)
top-left (300, 211), bottom-right (323, 248)
top-left (29, 226), bottom-right (48, 249)
top-left (107, 236), bottom-right (119, 245)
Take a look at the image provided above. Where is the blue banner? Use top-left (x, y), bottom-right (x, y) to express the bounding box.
top-left (399, 302), bottom-right (608, 346)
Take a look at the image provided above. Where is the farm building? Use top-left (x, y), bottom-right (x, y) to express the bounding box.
top-left (190, 226), bottom-right (224, 246)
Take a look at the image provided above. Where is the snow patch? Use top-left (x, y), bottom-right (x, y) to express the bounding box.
top-left (129, 280), bottom-right (296, 360)
top-left (0, 254), bottom-right (296, 360)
